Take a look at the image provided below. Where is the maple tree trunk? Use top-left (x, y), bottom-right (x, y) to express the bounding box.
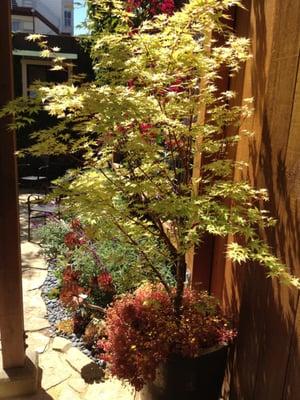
top-left (174, 254), bottom-right (186, 318)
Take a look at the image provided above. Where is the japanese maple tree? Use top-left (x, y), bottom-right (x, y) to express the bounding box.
top-left (3, 0), bottom-right (299, 319)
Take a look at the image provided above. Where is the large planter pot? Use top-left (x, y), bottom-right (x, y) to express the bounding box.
top-left (140, 345), bottom-right (228, 400)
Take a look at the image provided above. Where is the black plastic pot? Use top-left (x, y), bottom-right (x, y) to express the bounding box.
top-left (140, 346), bottom-right (228, 400)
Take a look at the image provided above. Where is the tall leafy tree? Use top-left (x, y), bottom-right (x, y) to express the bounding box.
top-left (3, 0), bottom-right (299, 315)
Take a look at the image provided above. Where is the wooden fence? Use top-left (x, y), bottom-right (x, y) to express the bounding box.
top-left (207, 1), bottom-right (300, 398)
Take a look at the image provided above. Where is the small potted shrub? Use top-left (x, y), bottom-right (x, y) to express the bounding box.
top-left (100, 282), bottom-right (236, 399)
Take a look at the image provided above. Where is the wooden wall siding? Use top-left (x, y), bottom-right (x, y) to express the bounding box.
top-left (281, 50), bottom-right (300, 400)
top-left (209, 0), bottom-right (300, 399)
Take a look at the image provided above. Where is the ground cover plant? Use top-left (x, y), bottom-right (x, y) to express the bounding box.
top-left (37, 216), bottom-right (174, 302)
top-left (36, 215), bottom-right (175, 354)
top-left (3, 0), bottom-right (300, 393)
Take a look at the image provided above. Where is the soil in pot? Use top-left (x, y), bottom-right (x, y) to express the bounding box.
top-left (140, 345), bottom-right (228, 400)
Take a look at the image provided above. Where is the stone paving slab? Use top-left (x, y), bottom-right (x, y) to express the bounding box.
top-left (52, 337), bottom-right (72, 353)
top-left (58, 386), bottom-right (81, 400)
top-left (25, 317), bottom-right (51, 333)
top-left (84, 379), bottom-right (136, 400)
top-left (39, 351), bottom-right (74, 390)
top-left (21, 242), bottom-right (47, 270)
top-left (68, 377), bottom-right (88, 394)
top-left (26, 332), bottom-right (50, 355)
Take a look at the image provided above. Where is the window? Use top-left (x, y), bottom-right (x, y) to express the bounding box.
top-left (12, 17), bottom-right (33, 33)
top-left (23, 21), bottom-right (34, 32)
top-left (12, 20), bottom-right (20, 32)
top-left (64, 10), bottom-right (72, 28)
top-left (22, 62), bottom-right (69, 98)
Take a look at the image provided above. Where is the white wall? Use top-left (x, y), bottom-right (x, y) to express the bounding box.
top-left (14, 0), bottom-right (74, 34)
top-left (34, 17), bottom-right (56, 35)
top-left (39, 0), bottom-right (62, 22)
top-left (38, 0), bottom-right (74, 34)
top-left (12, 15), bottom-right (33, 32)
top-left (61, 0), bottom-right (74, 34)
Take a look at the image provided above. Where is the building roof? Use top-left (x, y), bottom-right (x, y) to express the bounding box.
top-left (13, 32), bottom-right (81, 55)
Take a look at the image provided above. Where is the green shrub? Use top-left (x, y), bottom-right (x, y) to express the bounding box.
top-left (67, 236), bottom-right (175, 296)
top-left (96, 238), bottom-right (175, 294)
top-left (38, 215), bottom-right (174, 305)
top-left (36, 218), bottom-right (69, 259)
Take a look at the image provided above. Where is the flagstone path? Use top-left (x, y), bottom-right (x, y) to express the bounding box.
top-left (12, 193), bottom-right (137, 400)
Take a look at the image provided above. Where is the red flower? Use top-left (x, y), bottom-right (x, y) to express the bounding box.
top-left (160, 0), bottom-right (174, 14)
top-left (126, 0), bottom-right (175, 18)
top-left (60, 283), bottom-right (87, 307)
top-left (62, 265), bottom-right (80, 282)
top-left (64, 230), bottom-right (86, 249)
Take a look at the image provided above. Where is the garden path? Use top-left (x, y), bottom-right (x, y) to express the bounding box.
top-left (2, 192), bottom-right (136, 400)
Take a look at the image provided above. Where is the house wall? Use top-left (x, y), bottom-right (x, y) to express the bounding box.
top-left (38, 0), bottom-right (63, 31)
top-left (34, 17), bottom-right (56, 35)
top-left (209, 0), bottom-right (300, 398)
top-left (13, 0), bottom-right (74, 34)
top-left (60, 0), bottom-right (74, 34)
top-left (12, 14), bottom-right (33, 32)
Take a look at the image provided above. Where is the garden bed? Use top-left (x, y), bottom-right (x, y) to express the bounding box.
top-left (36, 216), bottom-right (174, 369)
top-left (41, 261), bottom-right (105, 366)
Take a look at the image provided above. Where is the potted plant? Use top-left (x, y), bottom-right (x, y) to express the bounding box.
top-left (3, 0), bottom-right (300, 398)
top-left (100, 282), bottom-right (236, 399)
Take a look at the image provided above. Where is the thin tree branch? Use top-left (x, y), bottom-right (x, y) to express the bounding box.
top-left (112, 218), bottom-right (172, 296)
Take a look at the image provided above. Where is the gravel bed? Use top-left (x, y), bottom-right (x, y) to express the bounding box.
top-left (41, 262), bottom-right (104, 366)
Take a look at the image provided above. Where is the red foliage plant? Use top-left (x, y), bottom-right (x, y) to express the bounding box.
top-left (59, 265), bottom-right (88, 308)
top-left (127, 0), bottom-right (175, 16)
top-left (97, 271), bottom-right (114, 291)
top-left (99, 283), bottom-right (236, 391)
top-left (61, 219), bottom-right (115, 308)
top-left (64, 219), bottom-right (86, 249)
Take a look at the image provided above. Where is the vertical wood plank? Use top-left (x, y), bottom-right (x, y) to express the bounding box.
top-left (252, 0), bottom-right (300, 396)
top-left (283, 297), bottom-right (300, 399)
top-left (0, 0), bottom-right (26, 368)
top-left (281, 45), bottom-right (300, 400)
top-left (215, 0), bottom-right (300, 398)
